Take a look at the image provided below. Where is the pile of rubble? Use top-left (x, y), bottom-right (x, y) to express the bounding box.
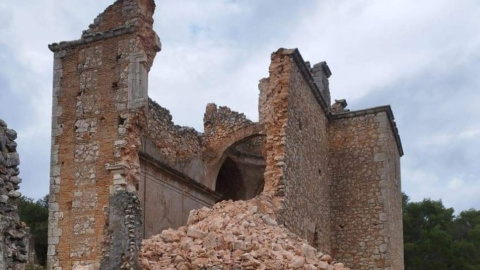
top-left (140, 194), bottom-right (349, 270)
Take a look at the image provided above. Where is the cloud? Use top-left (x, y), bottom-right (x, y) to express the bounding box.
top-left (0, 0), bottom-right (478, 214)
top-left (352, 47), bottom-right (480, 212)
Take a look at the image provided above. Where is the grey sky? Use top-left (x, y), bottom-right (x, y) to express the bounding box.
top-left (0, 0), bottom-right (479, 212)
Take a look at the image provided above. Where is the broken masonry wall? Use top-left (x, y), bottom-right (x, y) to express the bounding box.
top-left (329, 110), bottom-right (403, 270)
top-left (259, 49), bottom-right (291, 196)
top-left (48, 35), bottom-right (139, 270)
top-left (138, 158), bottom-right (218, 239)
top-left (141, 100), bottom-right (260, 190)
top-left (141, 99), bottom-right (204, 182)
top-left (0, 119), bottom-right (28, 269)
top-left (202, 103), bottom-right (264, 191)
top-left (47, 0), bottom-right (160, 269)
top-left (281, 52), bottom-right (332, 253)
top-left (259, 49), bottom-right (332, 252)
top-left (203, 103), bottom-right (254, 153)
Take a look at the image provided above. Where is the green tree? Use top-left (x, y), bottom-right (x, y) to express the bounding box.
top-left (403, 193), bottom-right (480, 269)
top-left (18, 195), bottom-right (49, 266)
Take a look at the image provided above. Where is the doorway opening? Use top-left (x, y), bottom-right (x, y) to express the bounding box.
top-left (214, 135), bottom-right (266, 202)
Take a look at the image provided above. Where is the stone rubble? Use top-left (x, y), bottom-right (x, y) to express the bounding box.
top-left (140, 194), bottom-right (349, 270)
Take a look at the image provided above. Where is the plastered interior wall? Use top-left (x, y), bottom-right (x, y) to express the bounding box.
top-left (138, 158), bottom-right (216, 239)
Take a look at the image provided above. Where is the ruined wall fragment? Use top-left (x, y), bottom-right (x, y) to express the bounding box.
top-left (141, 99), bottom-right (203, 180)
top-left (203, 103), bottom-right (254, 150)
top-left (0, 119), bottom-right (28, 269)
top-left (260, 49), bottom-right (292, 196)
top-left (281, 53), bottom-right (332, 252)
top-left (260, 49), bottom-right (332, 252)
top-left (47, 0), bottom-right (160, 269)
top-left (138, 100), bottom-right (219, 239)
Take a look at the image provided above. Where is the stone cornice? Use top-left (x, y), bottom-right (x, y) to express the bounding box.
top-left (281, 48), bottom-right (404, 157)
top-left (48, 25), bottom-right (136, 52)
top-left (332, 105), bottom-right (404, 157)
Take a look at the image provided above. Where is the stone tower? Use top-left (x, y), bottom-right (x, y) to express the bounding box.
top-left (47, 0), bottom-right (160, 269)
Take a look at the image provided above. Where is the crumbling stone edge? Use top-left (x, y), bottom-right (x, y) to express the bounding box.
top-left (100, 191), bottom-right (142, 270)
top-left (0, 118), bottom-right (28, 269)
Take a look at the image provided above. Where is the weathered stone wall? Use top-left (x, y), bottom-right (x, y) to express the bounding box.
top-left (259, 49), bottom-right (404, 269)
top-left (281, 54), bottom-right (332, 253)
top-left (0, 119), bottom-right (28, 269)
top-left (141, 99), bottom-right (207, 189)
top-left (373, 112), bottom-right (404, 270)
top-left (259, 49), bottom-right (332, 252)
top-left (259, 50), bottom-right (291, 196)
top-left (203, 103), bottom-right (253, 150)
top-left (145, 100), bottom-right (203, 163)
top-left (47, 0), bottom-right (160, 269)
top-left (329, 110), bottom-right (403, 270)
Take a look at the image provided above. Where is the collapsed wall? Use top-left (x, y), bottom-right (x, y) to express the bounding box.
top-left (0, 119), bottom-right (28, 269)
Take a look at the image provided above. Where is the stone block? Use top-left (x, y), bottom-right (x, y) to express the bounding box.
top-left (6, 153), bottom-right (20, 167)
top-left (47, 245), bottom-right (56, 256)
top-left (5, 129), bottom-right (17, 140)
top-left (7, 190), bottom-right (21, 198)
top-left (6, 141), bottom-right (17, 152)
top-left (9, 176), bottom-right (22, 184)
top-left (187, 226), bottom-right (206, 239)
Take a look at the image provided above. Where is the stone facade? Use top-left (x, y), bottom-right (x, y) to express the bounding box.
top-left (329, 110), bottom-right (403, 269)
top-left (0, 119), bottom-right (28, 269)
top-left (48, 1), bottom-right (404, 269)
top-left (47, 0), bottom-right (160, 269)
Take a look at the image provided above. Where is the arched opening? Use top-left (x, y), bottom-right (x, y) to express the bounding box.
top-left (214, 135), bottom-right (266, 202)
top-left (215, 157), bottom-right (245, 201)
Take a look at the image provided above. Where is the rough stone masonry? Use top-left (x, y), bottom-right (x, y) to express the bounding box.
top-left (47, 0), bottom-right (404, 269)
top-left (0, 119), bottom-right (28, 269)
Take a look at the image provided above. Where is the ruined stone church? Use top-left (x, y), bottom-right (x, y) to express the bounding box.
top-left (47, 0), bottom-right (404, 269)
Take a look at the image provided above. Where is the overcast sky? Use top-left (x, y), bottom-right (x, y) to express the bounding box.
top-left (0, 0), bottom-right (479, 213)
